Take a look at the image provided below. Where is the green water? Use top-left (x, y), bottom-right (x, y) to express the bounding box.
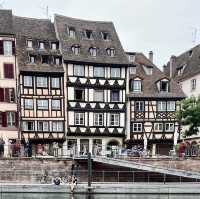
top-left (0, 194), bottom-right (199, 199)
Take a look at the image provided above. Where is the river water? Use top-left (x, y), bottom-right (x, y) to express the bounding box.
top-left (0, 194), bottom-right (199, 199)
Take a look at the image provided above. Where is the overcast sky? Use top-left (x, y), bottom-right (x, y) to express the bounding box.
top-left (2, 0), bottom-right (200, 67)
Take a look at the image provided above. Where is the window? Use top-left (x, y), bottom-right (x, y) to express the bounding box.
top-left (111, 90), bottom-right (120, 102)
top-left (189, 50), bottom-right (193, 57)
top-left (75, 113), bottom-right (84, 125)
top-left (74, 65), bottom-right (84, 76)
top-left (39, 42), bottom-right (45, 50)
top-left (191, 79), bottom-right (196, 90)
top-left (160, 81), bottom-right (169, 92)
top-left (154, 123), bottom-right (163, 132)
top-left (131, 80), bottom-right (142, 92)
top-left (135, 101), bottom-right (144, 112)
top-left (24, 76), bottom-right (32, 87)
top-left (110, 114), bottom-right (120, 126)
top-left (4, 64), bottom-right (14, 78)
top-left (167, 101), bottom-right (176, 111)
top-left (165, 123), bottom-right (174, 132)
top-left (42, 55), bottom-right (49, 64)
top-left (111, 68), bottom-right (120, 78)
top-left (89, 47), bottom-right (97, 57)
top-left (29, 55), bottom-right (35, 64)
top-left (102, 32), bottom-right (109, 40)
top-left (143, 66), bottom-right (153, 75)
top-left (24, 99), bottom-right (33, 109)
top-left (129, 55), bottom-right (135, 62)
top-left (94, 90), bottom-right (104, 102)
top-left (37, 99), bottom-right (48, 110)
top-left (38, 121), bottom-right (49, 131)
top-left (94, 113), bottom-right (103, 126)
top-left (37, 77), bottom-right (48, 88)
top-left (133, 123), bottom-right (143, 132)
top-left (7, 112), bottom-right (15, 127)
top-left (85, 30), bottom-right (93, 39)
top-left (8, 88), bottom-right (15, 103)
top-left (75, 89), bottom-right (84, 101)
top-left (55, 57), bottom-right (61, 65)
top-left (51, 43), bottom-right (57, 50)
top-left (3, 41), bottom-right (12, 56)
top-left (71, 45), bottom-right (80, 55)
top-left (129, 67), bottom-right (136, 74)
top-left (52, 121), bottom-right (63, 132)
top-left (22, 121), bottom-right (34, 131)
top-left (157, 101), bottom-right (166, 111)
top-left (94, 67), bottom-right (104, 77)
top-left (51, 78), bottom-right (60, 88)
top-left (177, 65), bottom-right (186, 76)
top-left (69, 28), bottom-right (75, 38)
top-left (27, 40), bottom-right (33, 48)
top-left (52, 99), bottom-right (61, 110)
top-left (106, 48), bottom-right (115, 57)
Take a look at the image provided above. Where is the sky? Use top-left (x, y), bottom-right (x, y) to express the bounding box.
top-left (2, 0), bottom-right (200, 67)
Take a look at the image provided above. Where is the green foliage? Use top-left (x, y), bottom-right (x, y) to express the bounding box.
top-left (177, 96), bottom-right (200, 136)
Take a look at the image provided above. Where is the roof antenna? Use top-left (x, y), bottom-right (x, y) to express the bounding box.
top-left (38, 4), bottom-right (51, 19)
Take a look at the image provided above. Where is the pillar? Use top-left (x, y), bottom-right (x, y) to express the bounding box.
top-left (144, 137), bottom-right (148, 151)
top-left (89, 139), bottom-right (93, 154)
top-left (152, 144), bottom-right (156, 156)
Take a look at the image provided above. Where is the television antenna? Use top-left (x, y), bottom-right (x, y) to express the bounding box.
top-left (38, 5), bottom-right (51, 19)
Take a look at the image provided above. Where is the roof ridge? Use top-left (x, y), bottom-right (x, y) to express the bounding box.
top-left (13, 15), bottom-right (51, 22)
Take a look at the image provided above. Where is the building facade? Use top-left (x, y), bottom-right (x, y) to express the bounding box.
top-left (0, 10), bottom-right (18, 152)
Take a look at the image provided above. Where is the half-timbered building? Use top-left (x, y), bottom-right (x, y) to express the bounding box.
top-left (55, 15), bottom-right (129, 155)
top-left (126, 52), bottom-right (185, 155)
top-left (14, 16), bottom-right (65, 155)
top-left (0, 10), bottom-right (18, 153)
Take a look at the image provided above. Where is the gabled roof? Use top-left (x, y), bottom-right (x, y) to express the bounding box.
top-left (54, 14), bottom-right (129, 65)
top-left (164, 44), bottom-right (200, 81)
top-left (0, 9), bottom-right (13, 35)
top-left (127, 52), bottom-right (185, 99)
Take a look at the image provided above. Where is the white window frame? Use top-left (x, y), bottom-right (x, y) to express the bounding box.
top-left (135, 101), bottom-right (144, 112)
top-left (24, 99), bottom-right (33, 109)
top-left (129, 55), bottom-right (135, 62)
top-left (51, 77), bottom-right (60, 88)
top-left (27, 40), bottom-right (33, 48)
top-left (51, 43), bottom-right (57, 50)
top-left (24, 76), bottom-right (32, 87)
top-left (7, 112), bottom-right (15, 127)
top-left (52, 121), bottom-right (63, 132)
top-left (52, 99), bottom-right (61, 110)
top-left (94, 90), bottom-right (104, 102)
top-left (3, 41), bottom-right (12, 56)
top-left (157, 101), bottom-right (166, 111)
top-left (111, 67), bottom-right (120, 78)
top-left (69, 28), bottom-right (75, 38)
top-left (94, 113), bottom-right (103, 126)
top-left (165, 123), bottom-right (174, 132)
top-left (22, 121), bottom-right (34, 131)
top-left (89, 47), bottom-right (97, 57)
top-left (154, 123), bottom-right (163, 132)
top-left (133, 123), bottom-right (143, 132)
top-left (110, 113), bottom-right (120, 126)
top-left (191, 79), bottom-right (196, 90)
top-left (39, 42), bottom-right (45, 50)
top-left (167, 101), bottom-right (176, 111)
top-left (94, 67), bottom-right (104, 78)
top-left (74, 65), bottom-right (84, 76)
top-left (55, 58), bottom-right (60, 65)
top-left (75, 113), bottom-right (84, 125)
top-left (38, 121), bottom-right (49, 132)
top-left (132, 80), bottom-right (142, 92)
top-left (30, 55), bottom-right (35, 64)
top-left (37, 77), bottom-right (48, 88)
top-left (37, 99), bottom-right (48, 110)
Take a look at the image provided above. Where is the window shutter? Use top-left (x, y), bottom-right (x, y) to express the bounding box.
top-left (0, 40), bottom-right (3, 55)
top-left (12, 41), bottom-right (16, 55)
top-left (15, 112), bottom-right (18, 127)
top-left (0, 88), bottom-right (4, 102)
top-left (2, 112), bottom-right (7, 127)
top-left (5, 88), bottom-right (9, 102)
top-left (4, 64), bottom-right (14, 78)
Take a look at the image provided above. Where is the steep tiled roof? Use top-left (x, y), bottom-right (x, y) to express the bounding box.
top-left (164, 44), bottom-right (200, 81)
top-left (127, 52), bottom-right (185, 99)
top-left (0, 9), bottom-right (13, 35)
top-left (54, 14), bottom-right (129, 65)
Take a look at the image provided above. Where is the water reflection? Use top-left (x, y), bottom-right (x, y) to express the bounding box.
top-left (1, 194), bottom-right (200, 199)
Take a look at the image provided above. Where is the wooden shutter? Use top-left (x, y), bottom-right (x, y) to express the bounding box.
top-left (4, 88), bottom-right (9, 102)
top-left (0, 40), bottom-right (3, 55)
top-left (2, 112), bottom-right (7, 127)
top-left (0, 88), bottom-right (4, 102)
top-left (4, 64), bottom-right (14, 78)
top-left (12, 41), bottom-right (15, 55)
top-left (15, 112), bottom-right (18, 127)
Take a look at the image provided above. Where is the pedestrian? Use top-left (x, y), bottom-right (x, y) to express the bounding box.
top-left (70, 175), bottom-right (77, 193)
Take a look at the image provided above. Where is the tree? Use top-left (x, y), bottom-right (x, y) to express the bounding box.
top-left (177, 97), bottom-right (200, 137)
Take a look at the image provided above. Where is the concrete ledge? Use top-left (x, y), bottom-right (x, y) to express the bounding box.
top-left (1, 183), bottom-right (200, 194)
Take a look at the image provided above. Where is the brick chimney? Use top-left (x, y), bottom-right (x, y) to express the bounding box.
top-left (169, 55), bottom-right (176, 78)
top-left (149, 51), bottom-right (153, 63)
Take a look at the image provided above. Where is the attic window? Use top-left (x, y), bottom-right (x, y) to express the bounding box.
top-left (27, 40), bottom-right (33, 48)
top-left (106, 48), bottom-right (115, 57)
top-left (29, 55), bottom-right (36, 64)
top-left (177, 64), bottom-right (186, 76)
top-left (39, 42), bottom-right (45, 50)
top-left (129, 55), bottom-right (135, 62)
top-left (51, 42), bottom-right (57, 50)
top-left (130, 78), bottom-right (142, 92)
top-left (42, 55), bottom-right (49, 64)
top-left (102, 32), bottom-right (109, 40)
top-left (143, 65), bottom-right (153, 75)
top-left (89, 47), bottom-right (97, 57)
top-left (189, 50), bottom-right (193, 57)
top-left (69, 27), bottom-right (76, 38)
top-left (54, 57), bottom-right (61, 65)
top-left (85, 30), bottom-right (93, 39)
top-left (71, 45), bottom-right (80, 55)
top-left (160, 80), bottom-right (169, 92)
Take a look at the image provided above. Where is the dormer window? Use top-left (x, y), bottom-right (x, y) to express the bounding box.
top-left (106, 48), bottom-right (115, 57)
top-left (130, 78), bottom-right (142, 92)
top-left (143, 65), bottom-right (153, 75)
top-left (85, 30), bottom-right (93, 39)
top-left (69, 27), bottom-right (75, 38)
top-left (29, 55), bottom-right (35, 64)
top-left (160, 80), bottom-right (169, 92)
top-left (51, 42), bottom-right (57, 50)
top-left (129, 66), bottom-right (136, 74)
top-left (177, 64), bottom-right (186, 76)
top-left (89, 47), bottom-right (97, 57)
top-left (189, 50), bottom-right (193, 57)
top-left (27, 40), bottom-right (33, 48)
top-left (39, 42), bottom-right (45, 50)
top-left (54, 57), bottom-right (61, 65)
top-left (71, 45), bottom-right (80, 55)
top-left (102, 32), bottom-right (109, 40)
top-left (129, 55), bottom-right (135, 62)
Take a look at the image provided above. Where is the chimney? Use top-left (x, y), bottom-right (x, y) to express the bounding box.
top-left (149, 51), bottom-right (153, 63)
top-left (170, 55), bottom-right (176, 78)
